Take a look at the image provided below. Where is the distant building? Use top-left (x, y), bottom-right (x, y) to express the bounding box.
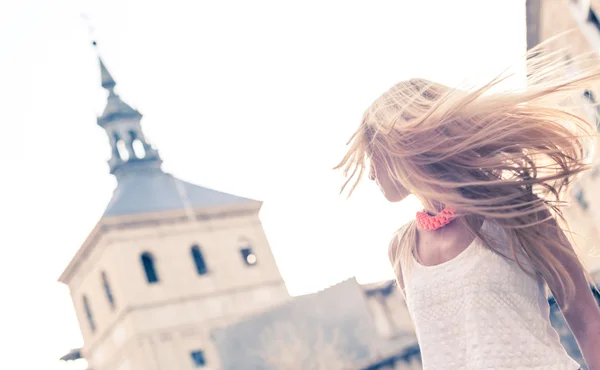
top-left (527, 2), bottom-right (600, 369)
top-left (211, 278), bottom-right (420, 370)
top-left (526, 0), bottom-right (600, 273)
top-left (526, 0), bottom-right (600, 53)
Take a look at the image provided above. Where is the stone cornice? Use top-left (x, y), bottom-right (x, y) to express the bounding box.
top-left (58, 201), bottom-right (262, 285)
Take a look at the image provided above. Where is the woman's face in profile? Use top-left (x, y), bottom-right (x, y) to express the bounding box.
top-left (368, 157), bottom-right (410, 203)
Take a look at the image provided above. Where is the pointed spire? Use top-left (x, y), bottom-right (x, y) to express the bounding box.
top-left (96, 41), bottom-right (116, 92)
top-left (92, 41), bottom-right (142, 126)
top-left (92, 40), bottom-right (162, 178)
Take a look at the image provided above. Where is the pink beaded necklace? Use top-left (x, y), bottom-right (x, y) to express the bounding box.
top-left (416, 207), bottom-right (456, 230)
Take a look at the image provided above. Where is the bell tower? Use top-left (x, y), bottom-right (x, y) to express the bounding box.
top-left (58, 42), bottom-right (289, 370)
top-left (95, 42), bottom-right (162, 177)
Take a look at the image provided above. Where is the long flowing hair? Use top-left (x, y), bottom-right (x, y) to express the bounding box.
top-left (336, 38), bottom-right (600, 307)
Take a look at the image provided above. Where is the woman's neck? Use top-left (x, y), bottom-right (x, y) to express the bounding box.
top-left (423, 200), bottom-right (445, 215)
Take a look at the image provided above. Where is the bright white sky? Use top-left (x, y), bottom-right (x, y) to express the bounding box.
top-left (0, 0), bottom-right (525, 368)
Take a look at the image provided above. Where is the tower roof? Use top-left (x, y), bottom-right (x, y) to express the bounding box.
top-left (91, 41), bottom-right (257, 219)
top-left (103, 168), bottom-right (256, 218)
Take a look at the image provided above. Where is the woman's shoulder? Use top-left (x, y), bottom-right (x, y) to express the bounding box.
top-left (389, 221), bottom-right (415, 289)
top-left (388, 221), bottom-right (415, 263)
top-left (390, 221), bottom-right (412, 244)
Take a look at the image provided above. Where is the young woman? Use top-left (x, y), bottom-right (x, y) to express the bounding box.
top-left (336, 48), bottom-right (600, 369)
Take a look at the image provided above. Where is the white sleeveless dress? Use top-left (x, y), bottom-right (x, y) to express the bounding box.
top-left (399, 221), bottom-right (581, 369)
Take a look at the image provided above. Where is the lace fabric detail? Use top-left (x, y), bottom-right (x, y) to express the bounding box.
top-left (399, 222), bottom-right (580, 370)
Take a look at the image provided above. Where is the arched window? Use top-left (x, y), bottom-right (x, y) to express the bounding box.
top-left (101, 272), bottom-right (116, 310)
top-left (240, 245), bottom-right (258, 266)
top-left (238, 238), bottom-right (258, 266)
top-left (191, 245), bottom-right (208, 275)
top-left (116, 139), bottom-right (130, 161)
top-left (141, 252), bottom-right (159, 284)
top-left (132, 140), bottom-right (146, 159)
top-left (83, 295), bottom-right (96, 333)
top-left (129, 130), bottom-right (146, 159)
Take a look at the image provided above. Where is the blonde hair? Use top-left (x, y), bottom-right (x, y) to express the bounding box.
top-left (336, 39), bottom-right (600, 308)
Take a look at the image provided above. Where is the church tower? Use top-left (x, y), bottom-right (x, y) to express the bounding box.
top-left (59, 43), bottom-right (290, 370)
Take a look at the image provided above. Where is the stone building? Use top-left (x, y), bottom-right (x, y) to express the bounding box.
top-left (58, 45), bottom-right (291, 370)
top-left (211, 279), bottom-right (420, 370)
top-left (526, 0), bottom-right (600, 273)
top-left (58, 43), bottom-right (420, 370)
top-left (527, 1), bottom-right (600, 368)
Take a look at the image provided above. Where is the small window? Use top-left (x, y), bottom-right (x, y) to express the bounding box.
top-left (83, 295), bottom-right (96, 333)
top-left (588, 8), bottom-right (600, 32)
top-left (240, 247), bottom-right (258, 266)
top-left (191, 245), bottom-right (208, 275)
top-left (575, 188), bottom-right (590, 210)
top-left (101, 272), bottom-right (116, 310)
top-left (131, 139), bottom-right (146, 159)
top-left (190, 350), bottom-right (206, 367)
top-left (582, 90), bottom-right (600, 136)
top-left (129, 130), bottom-right (146, 159)
top-left (141, 252), bottom-right (159, 284)
top-left (116, 140), bottom-right (130, 161)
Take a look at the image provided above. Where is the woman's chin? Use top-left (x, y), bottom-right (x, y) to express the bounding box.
top-left (384, 192), bottom-right (406, 203)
